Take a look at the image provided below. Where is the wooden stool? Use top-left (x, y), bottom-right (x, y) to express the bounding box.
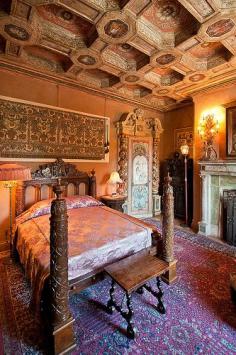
top-left (105, 253), bottom-right (169, 339)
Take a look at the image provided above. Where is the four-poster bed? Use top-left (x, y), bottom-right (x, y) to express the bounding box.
top-left (12, 159), bottom-right (176, 354)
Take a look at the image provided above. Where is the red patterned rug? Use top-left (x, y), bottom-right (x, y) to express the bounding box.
top-left (0, 223), bottom-right (236, 354)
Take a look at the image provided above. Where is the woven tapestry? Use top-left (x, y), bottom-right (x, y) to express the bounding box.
top-left (0, 97), bottom-right (106, 160)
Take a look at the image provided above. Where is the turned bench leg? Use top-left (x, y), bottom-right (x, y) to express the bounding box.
top-left (126, 292), bottom-right (135, 339)
top-left (156, 277), bottom-right (166, 314)
top-left (106, 279), bottom-right (136, 339)
top-left (107, 279), bottom-right (115, 314)
top-left (142, 277), bottom-right (166, 315)
top-left (136, 286), bottom-right (144, 294)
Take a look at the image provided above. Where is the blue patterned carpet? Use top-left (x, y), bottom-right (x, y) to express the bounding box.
top-left (1, 220), bottom-right (236, 354)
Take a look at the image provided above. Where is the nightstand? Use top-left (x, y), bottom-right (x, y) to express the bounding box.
top-left (101, 195), bottom-right (127, 212)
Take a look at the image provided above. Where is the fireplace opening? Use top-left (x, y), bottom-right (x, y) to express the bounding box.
top-left (223, 190), bottom-right (236, 246)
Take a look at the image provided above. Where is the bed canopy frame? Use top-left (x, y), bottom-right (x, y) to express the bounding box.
top-left (14, 158), bottom-right (175, 354)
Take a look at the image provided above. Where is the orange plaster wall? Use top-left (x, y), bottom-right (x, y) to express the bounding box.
top-left (159, 104), bottom-right (194, 161)
top-left (192, 85), bottom-right (236, 231)
top-left (0, 68), bottom-right (163, 243)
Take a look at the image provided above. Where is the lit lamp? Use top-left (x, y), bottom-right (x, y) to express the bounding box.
top-left (0, 164), bottom-right (31, 243)
top-left (180, 141), bottom-right (189, 227)
top-left (107, 171), bottom-right (123, 196)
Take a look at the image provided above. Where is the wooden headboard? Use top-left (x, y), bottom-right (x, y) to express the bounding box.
top-left (15, 158), bottom-right (96, 216)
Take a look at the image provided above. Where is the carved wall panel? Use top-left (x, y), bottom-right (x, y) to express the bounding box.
top-left (0, 96), bottom-right (108, 160)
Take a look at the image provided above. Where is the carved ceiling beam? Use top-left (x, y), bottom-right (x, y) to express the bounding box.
top-left (176, 0), bottom-right (218, 23)
top-left (1, 0), bottom-right (236, 111)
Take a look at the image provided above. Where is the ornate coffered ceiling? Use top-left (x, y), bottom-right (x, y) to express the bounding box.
top-left (1, 0), bottom-right (236, 111)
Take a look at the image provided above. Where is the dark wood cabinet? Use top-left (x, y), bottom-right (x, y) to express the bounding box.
top-left (161, 153), bottom-right (193, 225)
top-left (223, 190), bottom-right (236, 246)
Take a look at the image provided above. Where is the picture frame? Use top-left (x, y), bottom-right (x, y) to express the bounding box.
top-left (174, 127), bottom-right (193, 156)
top-left (226, 105), bottom-right (236, 158)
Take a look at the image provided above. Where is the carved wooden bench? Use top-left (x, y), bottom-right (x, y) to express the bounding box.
top-left (104, 252), bottom-right (169, 339)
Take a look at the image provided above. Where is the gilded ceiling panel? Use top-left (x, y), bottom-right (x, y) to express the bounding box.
top-left (0, 0), bottom-right (236, 111)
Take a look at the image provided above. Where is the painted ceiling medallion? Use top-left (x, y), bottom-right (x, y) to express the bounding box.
top-left (125, 75), bottom-right (139, 82)
top-left (206, 19), bottom-right (234, 38)
top-left (120, 43), bottom-right (132, 51)
top-left (157, 89), bottom-right (169, 94)
top-left (188, 73), bottom-right (205, 82)
top-left (78, 55), bottom-right (96, 65)
top-left (157, 1), bottom-right (180, 20)
top-left (156, 53), bottom-right (175, 65)
top-left (201, 43), bottom-right (211, 48)
top-left (104, 19), bottom-right (129, 39)
top-left (60, 10), bottom-right (73, 22)
top-left (4, 24), bottom-right (30, 41)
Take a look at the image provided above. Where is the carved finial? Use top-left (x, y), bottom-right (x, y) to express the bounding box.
top-left (164, 172), bottom-right (172, 185)
top-left (53, 178), bottom-right (63, 199)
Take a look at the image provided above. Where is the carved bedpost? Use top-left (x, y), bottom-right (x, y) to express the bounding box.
top-left (118, 134), bottom-right (129, 195)
top-left (15, 181), bottom-right (26, 216)
top-left (90, 169), bottom-right (96, 197)
top-left (49, 180), bottom-right (76, 354)
top-left (152, 118), bottom-right (163, 216)
top-left (161, 174), bottom-right (177, 284)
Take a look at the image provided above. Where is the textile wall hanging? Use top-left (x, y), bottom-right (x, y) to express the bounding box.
top-left (0, 96), bottom-right (109, 160)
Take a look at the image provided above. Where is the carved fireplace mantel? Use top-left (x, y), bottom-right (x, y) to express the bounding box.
top-left (198, 160), bottom-right (236, 238)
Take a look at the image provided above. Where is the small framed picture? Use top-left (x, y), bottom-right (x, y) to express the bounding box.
top-left (174, 127), bottom-right (193, 155)
top-left (226, 105), bottom-right (236, 157)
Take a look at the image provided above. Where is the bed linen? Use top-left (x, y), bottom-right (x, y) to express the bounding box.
top-left (14, 197), bottom-right (155, 310)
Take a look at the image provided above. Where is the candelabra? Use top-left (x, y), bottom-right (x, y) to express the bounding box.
top-left (198, 113), bottom-right (219, 160)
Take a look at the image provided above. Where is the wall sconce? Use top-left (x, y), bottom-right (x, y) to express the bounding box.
top-left (198, 112), bottom-right (219, 160)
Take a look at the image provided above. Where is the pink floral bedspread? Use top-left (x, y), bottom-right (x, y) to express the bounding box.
top-left (15, 204), bottom-right (154, 310)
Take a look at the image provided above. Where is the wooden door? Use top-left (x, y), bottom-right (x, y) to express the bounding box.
top-left (128, 137), bottom-right (152, 217)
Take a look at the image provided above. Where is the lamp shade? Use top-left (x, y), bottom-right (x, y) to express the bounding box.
top-left (107, 171), bottom-right (122, 184)
top-left (180, 143), bottom-right (189, 156)
top-left (0, 164), bottom-right (31, 182)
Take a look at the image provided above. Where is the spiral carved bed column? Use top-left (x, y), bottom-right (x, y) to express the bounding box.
top-left (15, 181), bottom-right (26, 216)
top-left (118, 134), bottom-right (129, 195)
top-left (161, 174), bottom-right (177, 284)
top-left (152, 117), bottom-right (163, 215)
top-left (49, 181), bottom-right (76, 354)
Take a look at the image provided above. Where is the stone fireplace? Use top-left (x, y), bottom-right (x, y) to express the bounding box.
top-left (198, 161), bottom-right (236, 239)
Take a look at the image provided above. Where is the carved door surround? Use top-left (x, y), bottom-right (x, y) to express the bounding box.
top-left (116, 108), bottom-right (163, 217)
